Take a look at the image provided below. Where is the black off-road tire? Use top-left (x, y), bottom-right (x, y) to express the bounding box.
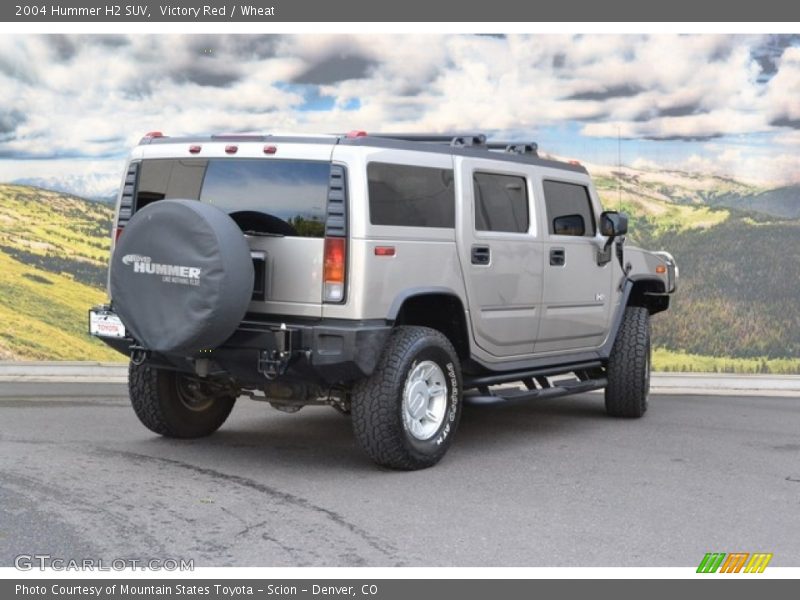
top-left (605, 306), bottom-right (651, 418)
top-left (128, 362), bottom-right (236, 438)
top-left (351, 326), bottom-right (463, 470)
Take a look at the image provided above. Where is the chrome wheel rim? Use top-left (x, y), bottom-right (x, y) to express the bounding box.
top-left (402, 361), bottom-right (448, 441)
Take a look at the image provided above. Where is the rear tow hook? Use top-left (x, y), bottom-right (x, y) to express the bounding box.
top-left (130, 347), bottom-right (151, 366)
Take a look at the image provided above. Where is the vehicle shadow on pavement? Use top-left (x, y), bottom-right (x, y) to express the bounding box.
top-left (116, 392), bottom-right (612, 473)
top-left (458, 393), bottom-right (611, 441)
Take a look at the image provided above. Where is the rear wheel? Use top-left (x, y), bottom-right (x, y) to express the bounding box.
top-left (128, 362), bottom-right (236, 438)
top-left (605, 306), bottom-right (651, 418)
top-left (351, 326), bottom-right (463, 470)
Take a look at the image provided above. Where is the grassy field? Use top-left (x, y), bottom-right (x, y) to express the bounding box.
top-left (0, 184), bottom-right (121, 361)
top-left (1, 179), bottom-right (798, 372)
top-left (653, 348), bottom-right (800, 375)
top-left (0, 251), bottom-right (121, 360)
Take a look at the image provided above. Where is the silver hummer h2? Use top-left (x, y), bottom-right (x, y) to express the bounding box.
top-left (89, 131), bottom-right (678, 470)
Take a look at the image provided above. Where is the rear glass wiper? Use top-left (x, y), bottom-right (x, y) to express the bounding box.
top-left (242, 230), bottom-right (285, 237)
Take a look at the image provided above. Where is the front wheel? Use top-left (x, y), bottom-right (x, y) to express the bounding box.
top-left (128, 362), bottom-right (236, 438)
top-left (605, 306), bottom-right (651, 418)
top-left (351, 326), bottom-right (463, 470)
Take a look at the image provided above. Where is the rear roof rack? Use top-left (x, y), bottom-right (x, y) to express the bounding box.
top-left (486, 142), bottom-right (539, 156)
top-left (342, 132), bottom-right (539, 155)
top-left (338, 132), bottom-right (585, 172)
top-left (365, 133), bottom-right (487, 146)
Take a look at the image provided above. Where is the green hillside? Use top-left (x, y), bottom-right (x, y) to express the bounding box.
top-left (1, 174), bottom-right (798, 371)
top-left (710, 185), bottom-right (800, 219)
top-left (596, 169), bottom-right (800, 369)
top-left (0, 184), bottom-right (121, 361)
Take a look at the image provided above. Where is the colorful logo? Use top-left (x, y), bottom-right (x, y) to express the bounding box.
top-left (697, 552), bottom-right (773, 573)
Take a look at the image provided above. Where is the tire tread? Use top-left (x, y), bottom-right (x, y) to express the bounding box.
top-left (128, 362), bottom-right (235, 438)
top-left (352, 326), bottom-right (461, 470)
top-left (605, 306), bottom-right (650, 418)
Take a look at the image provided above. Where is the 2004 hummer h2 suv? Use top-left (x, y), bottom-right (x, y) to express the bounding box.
top-left (90, 131), bottom-right (678, 470)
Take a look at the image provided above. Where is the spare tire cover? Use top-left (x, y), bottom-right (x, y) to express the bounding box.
top-left (110, 199), bottom-right (254, 354)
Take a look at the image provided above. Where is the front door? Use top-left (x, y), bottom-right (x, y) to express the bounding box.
top-left (536, 177), bottom-right (613, 353)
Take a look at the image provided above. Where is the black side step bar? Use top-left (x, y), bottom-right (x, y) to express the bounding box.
top-left (465, 377), bottom-right (607, 406)
top-left (463, 360), bottom-right (603, 389)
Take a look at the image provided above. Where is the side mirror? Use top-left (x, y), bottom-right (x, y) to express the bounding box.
top-left (600, 211), bottom-right (628, 237)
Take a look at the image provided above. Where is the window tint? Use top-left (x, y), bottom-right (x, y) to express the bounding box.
top-left (201, 160), bottom-right (329, 238)
top-left (368, 162), bottom-right (455, 228)
top-left (136, 159), bottom-right (205, 209)
top-left (542, 180), bottom-right (596, 237)
top-left (473, 172), bottom-right (529, 233)
top-left (135, 158), bottom-right (330, 238)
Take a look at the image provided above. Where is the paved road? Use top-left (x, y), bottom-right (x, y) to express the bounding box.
top-left (1, 383), bottom-right (798, 567)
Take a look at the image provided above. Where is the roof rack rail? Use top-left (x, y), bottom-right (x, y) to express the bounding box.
top-left (450, 134), bottom-right (487, 147)
top-left (364, 133), bottom-right (487, 144)
top-left (337, 132), bottom-right (560, 164)
top-left (486, 142), bottom-right (539, 156)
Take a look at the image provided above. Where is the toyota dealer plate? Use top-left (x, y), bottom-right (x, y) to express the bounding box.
top-left (89, 310), bottom-right (126, 338)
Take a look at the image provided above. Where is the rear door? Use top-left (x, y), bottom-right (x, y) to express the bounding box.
top-left (456, 157), bottom-right (543, 358)
top-left (133, 143), bottom-right (335, 318)
top-left (535, 176), bottom-right (613, 353)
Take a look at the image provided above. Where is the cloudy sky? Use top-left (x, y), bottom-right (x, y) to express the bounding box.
top-left (1, 33), bottom-right (799, 198)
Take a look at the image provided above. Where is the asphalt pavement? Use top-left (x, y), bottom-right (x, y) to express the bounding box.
top-left (1, 381), bottom-right (799, 567)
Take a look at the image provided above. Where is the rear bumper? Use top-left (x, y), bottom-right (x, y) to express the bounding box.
top-left (89, 306), bottom-right (391, 386)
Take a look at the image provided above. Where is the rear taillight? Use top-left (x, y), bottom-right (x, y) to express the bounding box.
top-left (114, 227), bottom-right (123, 242)
top-left (323, 237), bottom-right (346, 303)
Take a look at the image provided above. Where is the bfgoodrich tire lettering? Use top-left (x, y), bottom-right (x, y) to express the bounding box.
top-left (351, 326), bottom-right (463, 470)
top-left (605, 306), bottom-right (651, 418)
top-left (128, 362), bottom-right (236, 438)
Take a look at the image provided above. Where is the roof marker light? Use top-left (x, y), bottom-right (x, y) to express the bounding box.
top-left (144, 131), bottom-right (164, 138)
top-left (346, 130), bottom-right (368, 138)
top-left (263, 145), bottom-right (277, 154)
top-left (225, 145), bottom-right (238, 154)
top-left (189, 145), bottom-right (202, 154)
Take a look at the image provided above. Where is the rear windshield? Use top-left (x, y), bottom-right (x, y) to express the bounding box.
top-left (135, 158), bottom-right (330, 238)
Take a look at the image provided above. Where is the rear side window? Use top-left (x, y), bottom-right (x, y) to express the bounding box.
top-left (368, 162), bottom-right (455, 228)
top-left (473, 172), bottom-right (529, 233)
top-left (542, 180), bottom-right (596, 237)
top-left (134, 158), bottom-right (330, 238)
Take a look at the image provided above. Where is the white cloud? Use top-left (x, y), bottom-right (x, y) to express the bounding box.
top-left (764, 46), bottom-right (800, 126)
top-left (0, 34), bottom-right (799, 193)
top-left (0, 159), bottom-right (126, 198)
top-left (630, 146), bottom-right (800, 187)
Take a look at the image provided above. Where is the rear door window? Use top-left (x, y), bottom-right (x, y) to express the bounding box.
top-left (473, 172), bottom-right (529, 233)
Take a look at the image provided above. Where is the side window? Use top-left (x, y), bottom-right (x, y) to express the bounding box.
top-left (542, 180), bottom-right (596, 237)
top-left (473, 172), bottom-right (529, 233)
top-left (368, 162), bottom-right (455, 228)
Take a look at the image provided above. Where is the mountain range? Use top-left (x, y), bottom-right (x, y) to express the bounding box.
top-left (0, 167), bottom-right (798, 366)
